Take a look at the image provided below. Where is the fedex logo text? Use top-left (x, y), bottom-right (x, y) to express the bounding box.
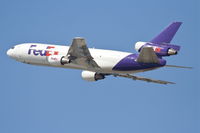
top-left (28, 45), bottom-right (59, 56)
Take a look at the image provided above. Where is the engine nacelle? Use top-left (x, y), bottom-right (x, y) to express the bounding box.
top-left (135, 41), bottom-right (147, 52)
top-left (47, 55), bottom-right (70, 65)
top-left (81, 71), bottom-right (105, 81)
top-left (135, 41), bottom-right (180, 56)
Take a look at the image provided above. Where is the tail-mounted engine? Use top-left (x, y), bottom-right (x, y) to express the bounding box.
top-left (135, 41), bottom-right (180, 56)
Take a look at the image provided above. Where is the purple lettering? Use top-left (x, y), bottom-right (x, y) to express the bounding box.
top-left (28, 45), bottom-right (37, 55)
top-left (28, 45), bottom-right (59, 56)
top-left (30, 45), bottom-right (37, 48)
top-left (33, 50), bottom-right (40, 56)
top-left (28, 49), bottom-right (33, 55)
top-left (40, 50), bottom-right (46, 56)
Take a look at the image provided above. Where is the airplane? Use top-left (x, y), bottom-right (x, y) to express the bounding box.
top-left (7, 22), bottom-right (190, 84)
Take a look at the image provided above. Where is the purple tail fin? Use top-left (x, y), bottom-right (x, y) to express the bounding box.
top-left (150, 22), bottom-right (182, 43)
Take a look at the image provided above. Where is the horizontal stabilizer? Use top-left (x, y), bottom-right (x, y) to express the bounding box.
top-left (165, 65), bottom-right (192, 69)
top-left (137, 47), bottom-right (159, 63)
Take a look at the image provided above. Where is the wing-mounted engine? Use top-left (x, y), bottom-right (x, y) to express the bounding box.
top-left (81, 71), bottom-right (105, 81)
top-left (47, 55), bottom-right (71, 65)
top-left (135, 41), bottom-right (180, 56)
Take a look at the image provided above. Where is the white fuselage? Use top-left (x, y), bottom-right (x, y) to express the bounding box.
top-left (7, 43), bottom-right (138, 74)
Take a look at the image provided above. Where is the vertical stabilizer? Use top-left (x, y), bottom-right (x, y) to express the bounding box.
top-left (150, 22), bottom-right (182, 43)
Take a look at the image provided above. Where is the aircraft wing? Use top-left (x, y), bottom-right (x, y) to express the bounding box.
top-left (67, 37), bottom-right (100, 70)
top-left (113, 74), bottom-right (175, 84)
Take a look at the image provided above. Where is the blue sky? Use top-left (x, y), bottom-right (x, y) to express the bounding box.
top-left (0, 0), bottom-right (199, 133)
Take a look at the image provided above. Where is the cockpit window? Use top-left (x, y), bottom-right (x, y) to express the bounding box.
top-left (11, 46), bottom-right (15, 49)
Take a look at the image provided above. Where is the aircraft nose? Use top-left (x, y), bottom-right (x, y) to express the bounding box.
top-left (7, 49), bottom-right (14, 58)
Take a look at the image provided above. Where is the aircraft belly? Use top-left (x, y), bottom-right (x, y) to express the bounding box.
top-left (112, 54), bottom-right (165, 72)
